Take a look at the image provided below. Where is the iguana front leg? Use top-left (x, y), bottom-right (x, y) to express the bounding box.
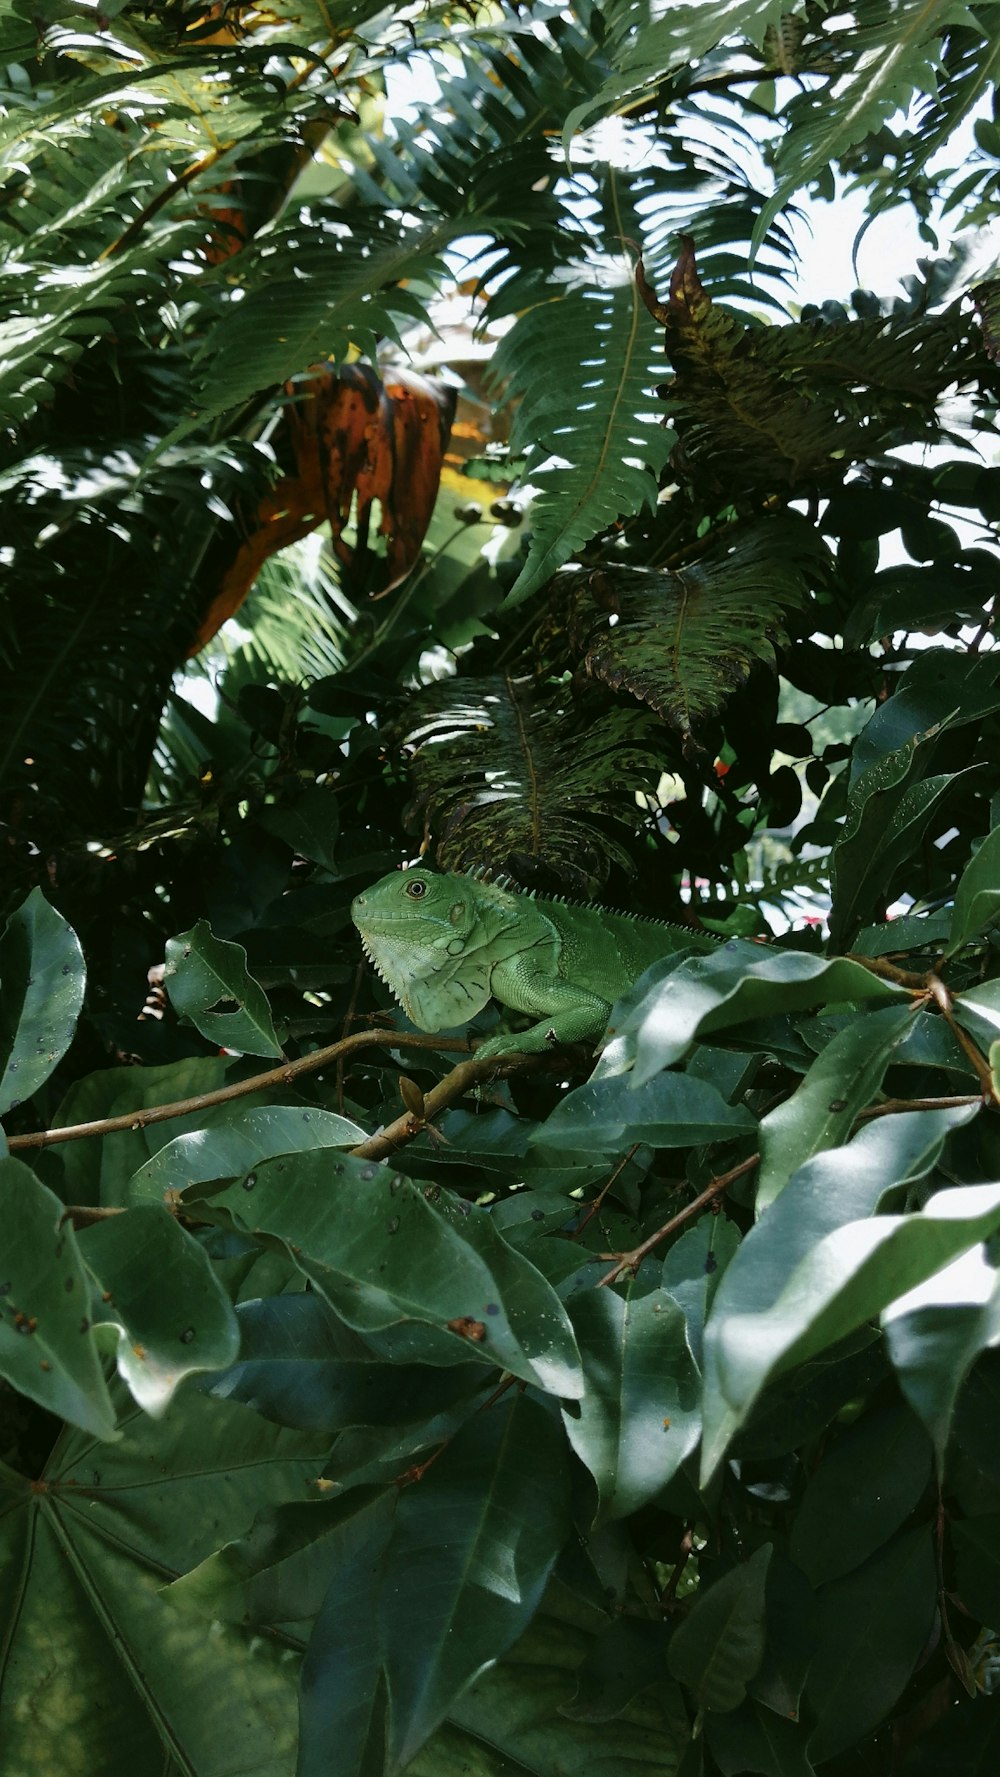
top-left (474, 951), bottom-right (611, 1060)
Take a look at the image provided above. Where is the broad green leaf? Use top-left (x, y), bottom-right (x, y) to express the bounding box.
top-left (951, 1516), bottom-right (1000, 1628)
top-left (533, 1070), bottom-right (755, 1151)
top-left (0, 888), bottom-right (85, 1117)
top-left (829, 743), bottom-right (972, 948)
top-left (78, 1205), bottom-right (239, 1416)
top-left (259, 785), bottom-right (339, 871)
top-left (560, 1616), bottom-right (671, 1723)
top-left (706, 1699), bottom-right (816, 1777)
top-left (804, 1528), bottom-right (937, 1763)
top-left (0, 1157), bottom-right (116, 1439)
top-left (562, 1284), bottom-right (701, 1523)
top-left (700, 1105), bottom-right (975, 1478)
top-left (851, 910), bottom-right (953, 957)
top-left (756, 1004), bottom-right (914, 1212)
top-left (491, 285), bottom-right (674, 607)
top-left (849, 649), bottom-right (1000, 785)
top-left (789, 1402), bottom-right (931, 1586)
top-left (660, 1215), bottom-right (741, 1368)
top-left (184, 1152), bottom-right (584, 1399)
top-left (883, 1247), bottom-right (1000, 1460)
top-left (205, 1293), bottom-right (484, 1434)
top-left (171, 1485), bottom-right (394, 1630)
top-left (164, 919), bottom-right (283, 1058)
top-left (298, 1493), bottom-right (395, 1777)
top-left (667, 1544), bottom-right (772, 1712)
top-left (128, 1105), bottom-right (366, 1206)
top-left (707, 1174), bottom-right (1000, 1483)
top-left (0, 1385), bottom-right (329, 1777)
top-left (381, 1395), bottom-right (573, 1770)
top-left (409, 1589), bottom-right (689, 1777)
top-left (596, 948), bottom-right (912, 1088)
top-left (47, 1054), bottom-right (232, 1209)
top-left (946, 825), bottom-right (1000, 955)
top-left (951, 978), bottom-right (1000, 1059)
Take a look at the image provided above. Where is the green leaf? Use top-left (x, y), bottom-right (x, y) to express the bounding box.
top-left (559, 1616), bottom-right (670, 1723)
top-left (706, 1699), bottom-right (816, 1777)
top-left (756, 1005), bottom-right (915, 1212)
top-left (884, 1253), bottom-right (1000, 1461)
top-left (946, 824), bottom-right (1000, 955)
top-left (381, 1395), bottom-right (573, 1770)
top-left (597, 948), bottom-right (912, 1087)
top-left (205, 1294), bottom-right (485, 1434)
top-left (700, 1105), bottom-right (975, 1479)
top-left (0, 1385), bottom-right (329, 1777)
top-left (48, 1055), bottom-right (232, 1209)
top-left (830, 742), bottom-right (974, 947)
top-left (164, 919), bottom-right (283, 1058)
top-left (78, 1206), bottom-right (239, 1416)
top-left (660, 1214), bottom-right (742, 1369)
top-left (562, 1283), bottom-right (701, 1523)
top-left (298, 1493), bottom-right (395, 1777)
top-left (183, 1152), bottom-right (584, 1399)
top-left (408, 1589), bottom-right (689, 1777)
top-left (128, 1105), bottom-right (366, 1205)
top-left (533, 1070), bottom-right (756, 1151)
top-left (667, 1544), bottom-right (772, 1712)
top-left (0, 888), bottom-right (85, 1117)
top-left (789, 1402), bottom-right (932, 1586)
top-left (492, 284), bottom-right (674, 607)
top-left (951, 1515), bottom-right (1000, 1628)
top-left (259, 784), bottom-right (340, 871)
top-left (804, 1528), bottom-right (937, 1763)
top-left (0, 1157), bottom-right (116, 1439)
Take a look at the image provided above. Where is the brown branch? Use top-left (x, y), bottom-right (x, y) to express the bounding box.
top-left (597, 1153), bottom-right (760, 1287)
top-left (7, 1029), bottom-right (475, 1154)
top-left (350, 1050), bottom-right (561, 1160)
top-left (843, 952), bottom-right (930, 989)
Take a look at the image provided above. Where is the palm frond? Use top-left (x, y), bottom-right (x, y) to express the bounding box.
top-left (399, 674), bottom-right (663, 891)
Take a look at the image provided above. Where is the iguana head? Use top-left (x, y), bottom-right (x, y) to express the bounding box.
top-left (351, 868), bottom-right (512, 1032)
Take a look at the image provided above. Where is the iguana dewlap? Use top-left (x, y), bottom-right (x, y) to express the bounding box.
top-left (351, 867), bottom-right (719, 1060)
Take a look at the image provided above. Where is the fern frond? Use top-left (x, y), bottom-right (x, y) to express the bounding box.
top-left (489, 280), bottom-right (674, 607)
top-left (656, 240), bottom-right (981, 501)
top-left (754, 0), bottom-right (976, 252)
top-left (400, 674), bottom-right (662, 891)
top-left (564, 519), bottom-right (822, 740)
top-left (167, 209), bottom-right (457, 442)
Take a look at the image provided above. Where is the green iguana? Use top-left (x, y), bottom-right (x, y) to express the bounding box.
top-left (351, 867), bottom-right (721, 1060)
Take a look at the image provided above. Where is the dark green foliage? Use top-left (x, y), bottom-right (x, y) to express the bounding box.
top-left (6, 3), bottom-right (1000, 1775)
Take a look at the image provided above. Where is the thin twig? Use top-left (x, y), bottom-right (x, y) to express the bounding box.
top-left (350, 1050), bottom-right (560, 1160)
top-left (597, 1154), bottom-right (760, 1287)
top-left (7, 1029), bottom-right (475, 1153)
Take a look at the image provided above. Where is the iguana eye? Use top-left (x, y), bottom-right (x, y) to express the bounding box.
top-left (405, 879), bottom-right (427, 899)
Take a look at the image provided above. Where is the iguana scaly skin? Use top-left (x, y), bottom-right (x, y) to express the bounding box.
top-left (351, 868), bottom-right (721, 1060)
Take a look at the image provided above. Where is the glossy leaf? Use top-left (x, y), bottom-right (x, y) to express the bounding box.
top-left (184, 1151), bottom-right (584, 1399)
top-left (789, 1402), bottom-right (932, 1585)
top-left (0, 1157), bottom-right (116, 1438)
top-left (700, 1106), bottom-right (975, 1478)
top-left (596, 948), bottom-right (911, 1088)
top-left (298, 1493), bottom-right (395, 1777)
top-left (0, 888), bottom-right (85, 1117)
top-left (667, 1544), bottom-right (771, 1712)
top-left (951, 1516), bottom-right (1000, 1628)
top-left (204, 1293), bottom-right (485, 1434)
top-left (409, 1589), bottom-right (689, 1777)
top-left (756, 1005), bottom-right (915, 1212)
top-left (382, 1394), bottom-right (573, 1769)
top-left (164, 919), bottom-right (283, 1058)
top-left (79, 1205), bottom-right (239, 1416)
top-left (830, 754), bottom-right (972, 948)
top-left (706, 1699), bottom-right (816, 1777)
top-left (563, 1283), bottom-right (700, 1523)
top-left (948, 824), bottom-right (1000, 954)
top-left (128, 1105), bottom-right (366, 1205)
top-left (534, 1070), bottom-right (755, 1151)
top-left (884, 1248), bottom-right (1000, 1460)
top-left (804, 1528), bottom-right (937, 1763)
